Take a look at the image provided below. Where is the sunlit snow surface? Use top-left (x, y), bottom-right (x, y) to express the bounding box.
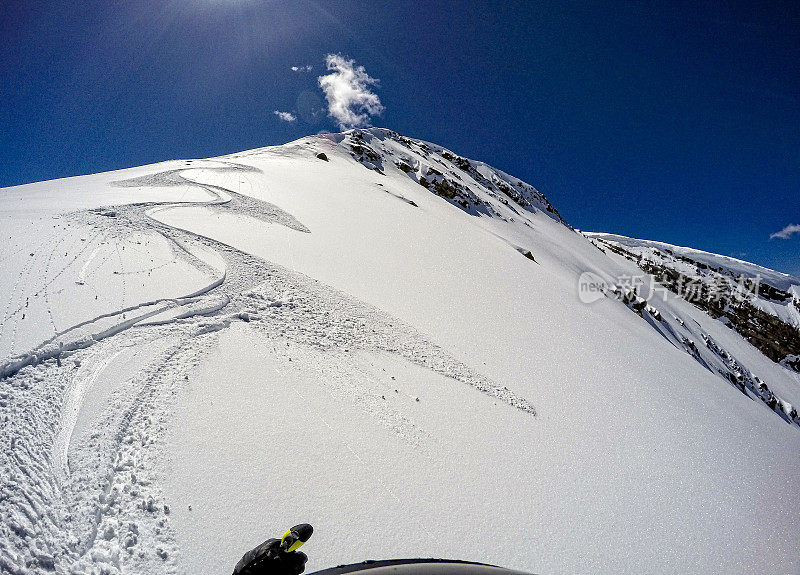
top-left (1, 129), bottom-right (798, 575)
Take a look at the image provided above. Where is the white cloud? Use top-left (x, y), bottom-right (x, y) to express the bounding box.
top-left (318, 54), bottom-right (384, 130)
top-left (291, 65), bottom-right (313, 72)
top-left (770, 224), bottom-right (800, 240)
top-left (273, 110), bottom-right (297, 123)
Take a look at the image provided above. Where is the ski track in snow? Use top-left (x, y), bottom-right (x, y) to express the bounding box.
top-left (0, 161), bottom-right (528, 575)
top-left (53, 348), bottom-right (124, 482)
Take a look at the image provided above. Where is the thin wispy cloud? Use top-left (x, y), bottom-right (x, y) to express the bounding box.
top-left (770, 224), bottom-right (800, 240)
top-left (291, 65), bottom-right (313, 72)
top-left (318, 54), bottom-right (384, 130)
top-left (273, 110), bottom-right (297, 123)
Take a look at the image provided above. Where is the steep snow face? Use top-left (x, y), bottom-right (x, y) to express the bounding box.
top-left (586, 233), bottom-right (800, 371)
top-left (317, 128), bottom-right (566, 223)
top-left (1, 130), bottom-right (799, 575)
top-left (585, 233), bottom-right (800, 293)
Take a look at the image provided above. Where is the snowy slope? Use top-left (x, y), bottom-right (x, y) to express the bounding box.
top-left (585, 232), bottom-right (800, 376)
top-left (586, 233), bottom-right (799, 291)
top-left (1, 129), bottom-right (799, 575)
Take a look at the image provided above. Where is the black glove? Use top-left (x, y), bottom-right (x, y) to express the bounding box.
top-left (233, 538), bottom-right (308, 575)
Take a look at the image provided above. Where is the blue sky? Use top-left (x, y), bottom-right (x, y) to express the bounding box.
top-left (2, 0), bottom-right (798, 275)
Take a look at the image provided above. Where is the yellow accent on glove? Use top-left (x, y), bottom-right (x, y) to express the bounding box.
top-left (281, 530), bottom-right (305, 553)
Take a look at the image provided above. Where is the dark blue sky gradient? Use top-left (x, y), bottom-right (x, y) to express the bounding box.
top-left (2, 0), bottom-right (798, 274)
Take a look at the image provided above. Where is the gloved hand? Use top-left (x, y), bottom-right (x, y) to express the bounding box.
top-left (233, 524), bottom-right (313, 575)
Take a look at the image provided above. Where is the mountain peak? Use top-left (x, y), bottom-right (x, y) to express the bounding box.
top-left (307, 127), bottom-right (567, 224)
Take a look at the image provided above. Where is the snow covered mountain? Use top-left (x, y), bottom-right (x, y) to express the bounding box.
top-left (1, 128), bottom-right (798, 575)
top-left (583, 232), bottom-right (800, 421)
